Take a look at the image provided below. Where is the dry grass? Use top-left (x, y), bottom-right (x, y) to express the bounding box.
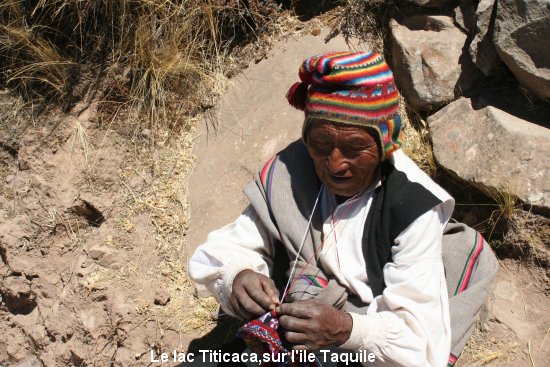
top-left (455, 326), bottom-right (513, 366)
top-left (0, 0), bottom-right (283, 127)
top-left (336, 0), bottom-right (392, 51)
top-left (399, 102), bottom-right (437, 176)
top-left (115, 119), bottom-right (208, 333)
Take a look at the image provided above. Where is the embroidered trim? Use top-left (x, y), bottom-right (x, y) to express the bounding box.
top-left (454, 231), bottom-right (484, 295)
top-left (297, 275), bottom-right (328, 288)
top-left (260, 155), bottom-right (279, 204)
top-left (447, 353), bottom-right (458, 366)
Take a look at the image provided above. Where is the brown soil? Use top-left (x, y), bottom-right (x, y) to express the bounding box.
top-left (0, 93), bottom-right (216, 366)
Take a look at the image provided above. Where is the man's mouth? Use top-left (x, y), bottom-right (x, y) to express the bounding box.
top-left (327, 174), bottom-right (352, 184)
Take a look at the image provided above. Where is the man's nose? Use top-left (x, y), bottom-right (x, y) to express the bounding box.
top-left (327, 147), bottom-right (348, 173)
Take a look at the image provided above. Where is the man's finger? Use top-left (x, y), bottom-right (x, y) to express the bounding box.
top-left (229, 296), bottom-right (251, 321)
top-left (279, 314), bottom-right (310, 333)
top-left (237, 290), bottom-right (266, 317)
top-left (281, 330), bottom-right (308, 345)
top-left (244, 282), bottom-right (276, 311)
top-left (260, 277), bottom-right (280, 304)
top-left (278, 300), bottom-right (315, 319)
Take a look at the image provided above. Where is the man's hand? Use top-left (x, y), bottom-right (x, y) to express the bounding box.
top-left (229, 269), bottom-right (279, 321)
top-left (278, 299), bottom-right (352, 350)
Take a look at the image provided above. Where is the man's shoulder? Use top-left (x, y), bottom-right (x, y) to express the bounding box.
top-left (377, 150), bottom-right (454, 239)
top-left (260, 139), bottom-right (315, 184)
top-left (387, 150), bottom-right (452, 205)
top-left (276, 138), bottom-right (309, 162)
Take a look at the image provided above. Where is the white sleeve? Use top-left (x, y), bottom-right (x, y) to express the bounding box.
top-left (340, 206), bottom-right (451, 367)
top-left (188, 205), bottom-right (276, 317)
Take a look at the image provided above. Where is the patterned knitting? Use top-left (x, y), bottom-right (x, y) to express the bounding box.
top-left (238, 310), bottom-right (319, 367)
top-left (286, 51), bottom-right (403, 159)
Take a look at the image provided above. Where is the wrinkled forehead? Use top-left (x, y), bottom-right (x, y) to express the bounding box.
top-left (305, 118), bottom-right (378, 139)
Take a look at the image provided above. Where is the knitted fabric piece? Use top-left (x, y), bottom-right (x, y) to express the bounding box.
top-left (289, 51), bottom-right (403, 159)
top-left (237, 310), bottom-right (319, 367)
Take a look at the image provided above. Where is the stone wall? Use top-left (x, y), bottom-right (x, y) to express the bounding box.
top-left (390, 0), bottom-right (550, 212)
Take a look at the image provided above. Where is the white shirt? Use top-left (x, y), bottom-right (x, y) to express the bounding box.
top-left (189, 150), bottom-right (453, 367)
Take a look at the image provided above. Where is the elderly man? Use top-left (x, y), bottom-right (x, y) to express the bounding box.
top-left (189, 52), bottom-right (498, 366)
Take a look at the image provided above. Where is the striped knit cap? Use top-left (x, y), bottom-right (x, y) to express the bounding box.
top-left (286, 51), bottom-right (403, 159)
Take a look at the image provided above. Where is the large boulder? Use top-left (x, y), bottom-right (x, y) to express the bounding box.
top-left (390, 15), bottom-right (478, 111)
top-left (187, 29), bottom-right (356, 250)
top-left (493, 0), bottom-right (550, 101)
top-left (428, 98), bottom-right (550, 211)
top-left (469, 0), bottom-right (499, 76)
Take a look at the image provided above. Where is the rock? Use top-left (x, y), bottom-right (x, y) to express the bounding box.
top-left (453, 0), bottom-right (476, 33)
top-left (187, 28), bottom-right (353, 249)
top-left (88, 245), bottom-right (111, 260)
top-left (141, 129), bottom-right (152, 139)
top-left (428, 97), bottom-right (550, 210)
top-left (403, 0), bottom-right (458, 8)
top-left (12, 355), bottom-right (43, 367)
top-left (5, 174), bottom-right (14, 183)
top-left (194, 284), bottom-right (212, 299)
top-left (9, 256), bottom-right (38, 278)
top-left (0, 276), bottom-right (37, 313)
top-left (493, 0), bottom-right (550, 101)
top-left (469, 0), bottom-right (499, 76)
top-left (154, 289), bottom-right (170, 306)
top-left (390, 15), bottom-right (478, 111)
top-left (88, 245), bottom-right (122, 270)
top-left (18, 159), bottom-right (30, 171)
top-left (492, 280), bottom-right (534, 341)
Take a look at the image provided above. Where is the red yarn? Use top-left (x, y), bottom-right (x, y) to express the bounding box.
top-left (286, 82), bottom-right (308, 111)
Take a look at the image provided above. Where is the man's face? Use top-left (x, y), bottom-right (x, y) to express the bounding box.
top-left (306, 119), bottom-right (381, 198)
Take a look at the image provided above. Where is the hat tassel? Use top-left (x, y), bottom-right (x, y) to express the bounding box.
top-left (286, 82), bottom-right (308, 111)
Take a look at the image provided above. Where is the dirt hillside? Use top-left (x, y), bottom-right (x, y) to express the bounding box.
top-left (0, 95), bottom-right (217, 366)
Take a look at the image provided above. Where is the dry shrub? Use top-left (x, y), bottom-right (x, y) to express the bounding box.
top-left (336, 0), bottom-right (392, 51)
top-left (0, 0), bottom-right (282, 124)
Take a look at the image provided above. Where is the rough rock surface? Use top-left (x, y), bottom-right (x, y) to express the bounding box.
top-left (493, 0), bottom-right (550, 101)
top-left (453, 0), bottom-right (476, 33)
top-left (390, 15), bottom-right (478, 111)
top-left (154, 289), bottom-right (170, 306)
top-left (404, 0), bottom-right (458, 8)
top-left (0, 276), bottom-right (37, 313)
top-left (0, 100), bottom-right (185, 366)
top-left (188, 28), bottom-right (357, 249)
top-left (428, 97), bottom-right (550, 210)
top-left (469, 0), bottom-right (499, 76)
top-left (88, 245), bottom-right (121, 270)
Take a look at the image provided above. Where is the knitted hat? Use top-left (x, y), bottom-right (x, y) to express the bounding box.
top-left (286, 51), bottom-right (403, 159)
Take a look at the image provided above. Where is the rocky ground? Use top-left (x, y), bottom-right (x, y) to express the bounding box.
top-left (0, 94), bottom-right (218, 366)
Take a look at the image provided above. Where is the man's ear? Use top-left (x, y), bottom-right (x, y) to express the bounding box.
top-left (364, 126), bottom-right (383, 161)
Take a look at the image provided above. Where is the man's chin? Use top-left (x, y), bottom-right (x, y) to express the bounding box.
top-left (323, 183), bottom-right (359, 198)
